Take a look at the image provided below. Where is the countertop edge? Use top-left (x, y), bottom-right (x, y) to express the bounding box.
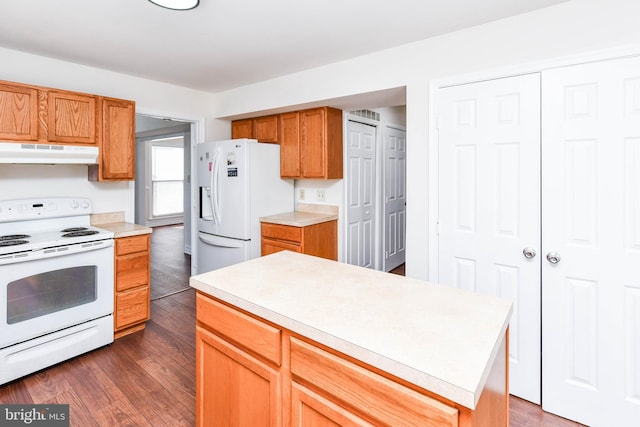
top-left (95, 222), bottom-right (152, 238)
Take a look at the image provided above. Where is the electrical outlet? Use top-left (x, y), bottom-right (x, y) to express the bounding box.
top-left (316, 189), bottom-right (326, 202)
top-left (299, 189), bottom-right (305, 200)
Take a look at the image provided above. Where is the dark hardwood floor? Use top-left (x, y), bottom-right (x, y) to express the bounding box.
top-left (150, 224), bottom-right (192, 300)
top-left (0, 245), bottom-right (582, 426)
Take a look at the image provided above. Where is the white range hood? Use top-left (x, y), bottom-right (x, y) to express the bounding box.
top-left (0, 142), bottom-right (99, 164)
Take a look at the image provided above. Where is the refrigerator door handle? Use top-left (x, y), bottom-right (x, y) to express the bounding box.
top-left (212, 148), bottom-right (222, 224)
top-left (198, 232), bottom-right (245, 248)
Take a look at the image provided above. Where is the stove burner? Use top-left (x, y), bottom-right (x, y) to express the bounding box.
top-left (62, 230), bottom-right (100, 238)
top-left (0, 239), bottom-right (29, 247)
top-left (61, 227), bottom-right (89, 233)
top-left (0, 234), bottom-right (30, 241)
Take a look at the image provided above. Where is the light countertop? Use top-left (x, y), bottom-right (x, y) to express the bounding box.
top-left (190, 251), bottom-right (512, 409)
top-left (96, 222), bottom-right (152, 238)
top-left (91, 211), bottom-right (152, 238)
top-left (260, 203), bottom-right (338, 227)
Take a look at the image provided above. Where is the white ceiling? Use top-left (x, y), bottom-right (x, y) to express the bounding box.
top-left (0, 0), bottom-right (566, 93)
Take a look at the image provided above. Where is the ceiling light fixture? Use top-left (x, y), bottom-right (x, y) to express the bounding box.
top-left (148, 0), bottom-right (199, 10)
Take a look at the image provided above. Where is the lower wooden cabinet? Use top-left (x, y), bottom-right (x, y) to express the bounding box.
top-left (114, 234), bottom-right (150, 338)
top-left (261, 220), bottom-right (337, 261)
top-left (291, 382), bottom-right (375, 427)
top-left (196, 325), bottom-right (283, 427)
top-left (195, 292), bottom-right (506, 427)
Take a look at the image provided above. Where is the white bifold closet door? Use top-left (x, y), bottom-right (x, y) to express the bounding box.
top-left (541, 56), bottom-right (640, 426)
top-left (437, 73), bottom-right (542, 404)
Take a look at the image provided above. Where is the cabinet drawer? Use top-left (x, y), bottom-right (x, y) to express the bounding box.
top-left (261, 223), bottom-right (301, 243)
top-left (115, 234), bottom-right (149, 256)
top-left (262, 239), bottom-right (301, 256)
top-left (115, 287), bottom-right (150, 330)
top-left (116, 252), bottom-right (149, 291)
top-left (290, 337), bottom-right (459, 427)
top-left (196, 293), bottom-right (281, 366)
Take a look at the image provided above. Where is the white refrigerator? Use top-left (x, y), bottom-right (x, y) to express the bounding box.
top-left (196, 138), bottom-right (293, 273)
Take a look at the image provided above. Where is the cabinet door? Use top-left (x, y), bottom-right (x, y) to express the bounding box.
top-left (280, 112), bottom-right (300, 177)
top-left (254, 115), bottom-right (279, 143)
top-left (100, 98), bottom-right (135, 180)
top-left (196, 325), bottom-right (282, 427)
top-left (115, 287), bottom-right (150, 330)
top-left (300, 108), bottom-right (326, 178)
top-left (116, 251), bottom-right (149, 292)
top-left (0, 82), bottom-right (39, 141)
top-left (291, 382), bottom-right (375, 427)
top-left (262, 239), bottom-right (302, 256)
top-left (47, 90), bottom-right (97, 144)
top-left (232, 119), bottom-right (253, 139)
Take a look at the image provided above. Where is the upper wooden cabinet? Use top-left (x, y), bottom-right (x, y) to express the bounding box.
top-left (231, 115), bottom-right (280, 143)
top-left (281, 107), bottom-right (343, 179)
top-left (0, 82), bottom-right (39, 141)
top-left (47, 90), bottom-right (97, 145)
top-left (90, 97), bottom-right (135, 181)
top-left (231, 118), bottom-right (253, 139)
top-left (279, 111), bottom-right (300, 177)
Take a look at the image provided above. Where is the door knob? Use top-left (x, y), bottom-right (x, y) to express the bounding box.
top-left (522, 247), bottom-right (536, 259)
top-left (546, 252), bottom-right (561, 264)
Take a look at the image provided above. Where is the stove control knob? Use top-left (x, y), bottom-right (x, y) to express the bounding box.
top-left (71, 200), bottom-right (79, 209)
top-left (81, 200), bottom-right (90, 209)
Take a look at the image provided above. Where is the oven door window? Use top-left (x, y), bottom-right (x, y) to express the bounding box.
top-left (7, 266), bottom-right (97, 324)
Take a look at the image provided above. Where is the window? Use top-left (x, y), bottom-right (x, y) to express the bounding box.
top-left (150, 137), bottom-right (184, 217)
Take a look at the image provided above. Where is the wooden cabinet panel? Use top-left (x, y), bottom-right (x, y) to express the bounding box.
top-left (261, 221), bottom-right (337, 261)
top-left (116, 234), bottom-right (149, 256)
top-left (232, 115), bottom-right (280, 143)
top-left (292, 382), bottom-right (375, 427)
top-left (196, 325), bottom-right (283, 427)
top-left (0, 82), bottom-right (39, 140)
top-left (116, 252), bottom-right (149, 292)
top-left (280, 112), bottom-right (301, 177)
top-left (262, 240), bottom-right (302, 256)
top-left (232, 118), bottom-right (253, 139)
top-left (261, 222), bottom-right (302, 242)
top-left (196, 293), bottom-right (282, 366)
top-left (114, 234), bottom-right (150, 338)
top-left (290, 337), bottom-right (459, 427)
top-left (300, 108), bottom-right (326, 178)
top-left (280, 107), bottom-right (342, 179)
top-left (115, 287), bottom-right (150, 330)
top-left (97, 97), bottom-right (135, 181)
top-left (47, 90), bottom-right (97, 144)
top-left (253, 115), bottom-right (279, 143)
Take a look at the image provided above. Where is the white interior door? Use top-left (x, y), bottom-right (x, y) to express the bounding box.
top-left (541, 56), bottom-right (640, 426)
top-left (383, 126), bottom-right (406, 271)
top-left (438, 74), bottom-right (542, 404)
top-left (346, 120), bottom-right (376, 268)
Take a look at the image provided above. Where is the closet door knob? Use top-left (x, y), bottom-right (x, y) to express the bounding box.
top-left (546, 252), bottom-right (561, 264)
top-left (522, 247), bottom-right (536, 259)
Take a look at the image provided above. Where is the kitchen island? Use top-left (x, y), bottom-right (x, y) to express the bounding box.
top-left (190, 251), bottom-right (512, 427)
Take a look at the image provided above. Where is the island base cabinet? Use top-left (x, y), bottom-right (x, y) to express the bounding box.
top-left (196, 325), bottom-right (283, 427)
top-left (195, 291), bottom-right (508, 427)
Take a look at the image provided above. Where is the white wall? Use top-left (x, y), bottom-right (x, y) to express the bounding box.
top-left (3, 0), bottom-right (639, 277)
top-left (210, 0), bottom-right (640, 279)
top-left (0, 47), bottom-right (214, 222)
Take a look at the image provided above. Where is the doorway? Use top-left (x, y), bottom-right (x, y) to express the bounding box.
top-left (135, 114), bottom-right (196, 298)
top-left (345, 110), bottom-right (406, 272)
